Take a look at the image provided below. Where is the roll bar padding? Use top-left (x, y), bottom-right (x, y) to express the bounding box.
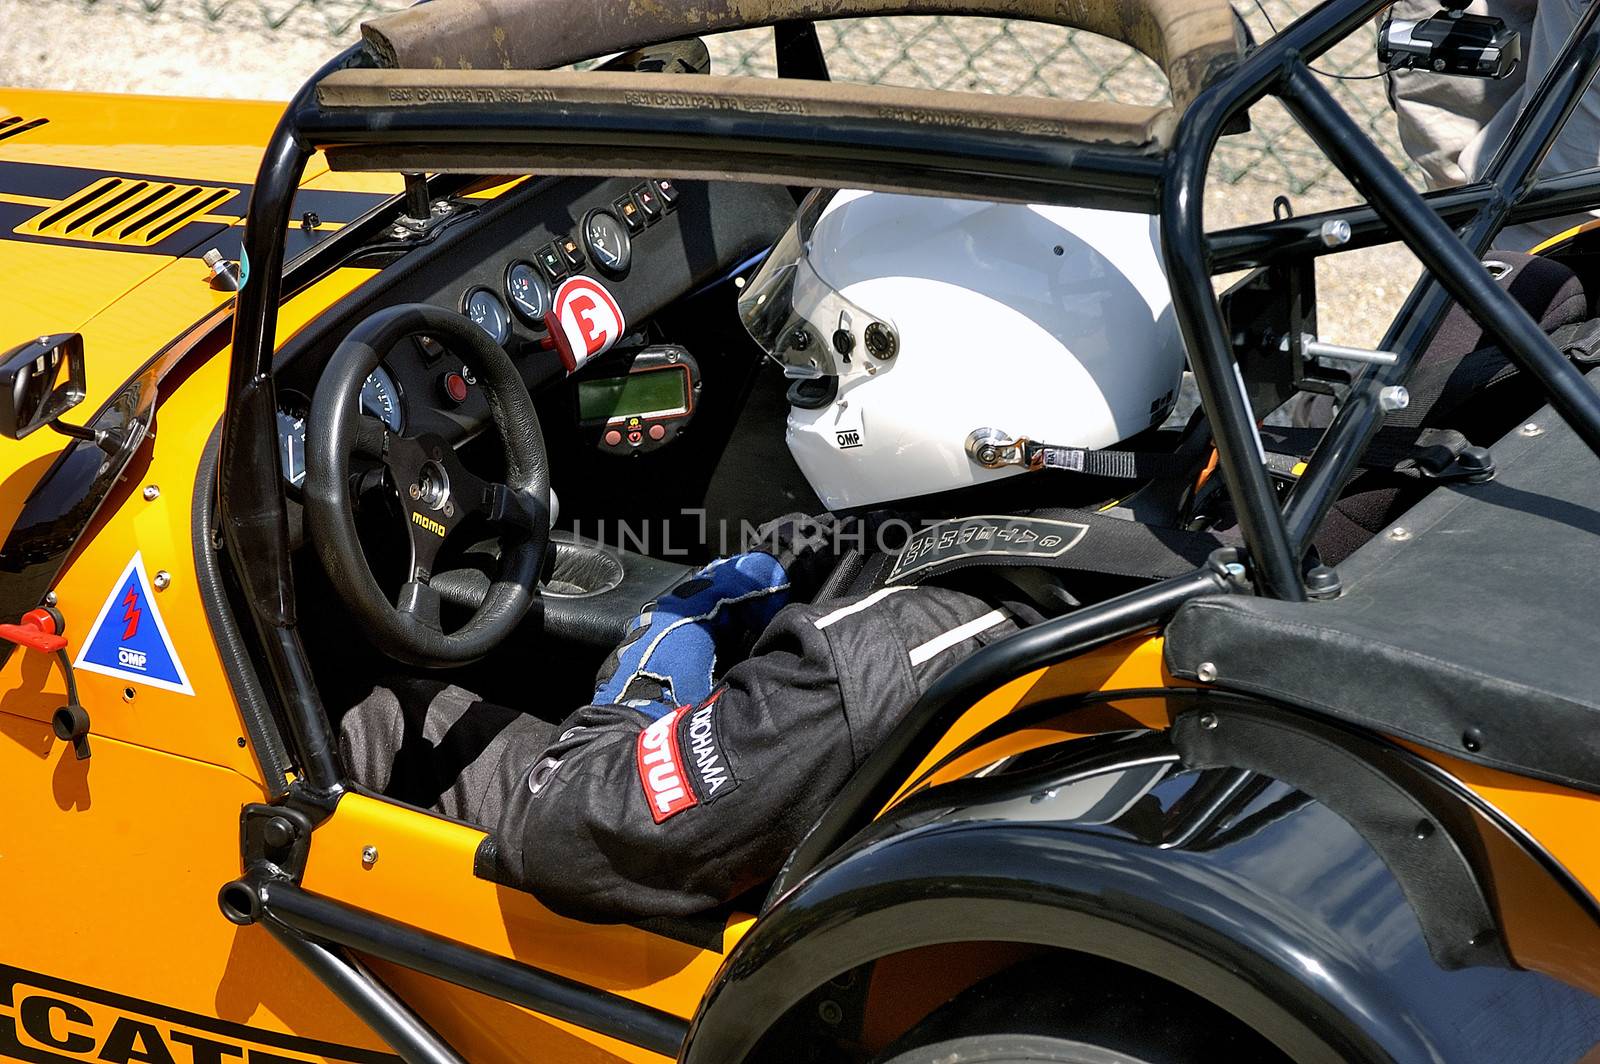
top-left (360, 0), bottom-right (1242, 111)
top-left (315, 68), bottom-right (1178, 149)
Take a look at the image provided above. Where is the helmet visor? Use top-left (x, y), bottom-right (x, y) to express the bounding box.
top-left (738, 190), bottom-right (896, 380)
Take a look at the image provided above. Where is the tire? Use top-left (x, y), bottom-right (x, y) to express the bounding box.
top-left (876, 1033), bottom-right (1161, 1064)
top-left (869, 956), bottom-right (1289, 1064)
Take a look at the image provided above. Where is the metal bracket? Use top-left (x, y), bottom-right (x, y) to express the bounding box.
top-left (385, 172), bottom-right (460, 241)
top-left (1285, 333), bottom-right (1406, 410)
top-left (1285, 332), bottom-right (1400, 368)
top-left (240, 803), bottom-right (315, 884)
top-left (1171, 704), bottom-right (1511, 972)
top-left (965, 428), bottom-right (1085, 473)
top-left (965, 427), bottom-right (1030, 469)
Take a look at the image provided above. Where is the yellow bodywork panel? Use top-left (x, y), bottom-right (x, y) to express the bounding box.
top-left (888, 634), bottom-right (1181, 804)
top-left (14, 177), bottom-right (238, 248)
top-left (302, 793), bottom-right (741, 1062)
top-left (0, 719), bottom-right (396, 1062)
top-left (0, 265), bottom-right (376, 783)
top-left (0, 88), bottom-right (393, 337)
top-left (0, 88), bottom-right (401, 549)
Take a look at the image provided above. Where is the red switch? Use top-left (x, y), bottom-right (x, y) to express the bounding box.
top-left (441, 371), bottom-right (469, 405)
top-left (0, 607), bottom-right (67, 654)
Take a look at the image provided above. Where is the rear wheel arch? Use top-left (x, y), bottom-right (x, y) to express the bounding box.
top-left (682, 828), bottom-right (1383, 1064)
top-left (743, 944), bottom-right (1296, 1064)
top-left (685, 705), bottom-right (1600, 1064)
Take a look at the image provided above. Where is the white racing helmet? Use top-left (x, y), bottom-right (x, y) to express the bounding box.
top-left (739, 190), bottom-right (1186, 511)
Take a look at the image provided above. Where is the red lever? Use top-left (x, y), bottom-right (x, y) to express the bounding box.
top-left (0, 608), bottom-right (67, 654)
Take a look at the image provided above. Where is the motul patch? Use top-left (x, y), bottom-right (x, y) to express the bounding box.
top-left (546, 276), bottom-right (626, 372)
top-left (637, 705), bottom-right (698, 822)
top-left (676, 689), bottom-right (737, 805)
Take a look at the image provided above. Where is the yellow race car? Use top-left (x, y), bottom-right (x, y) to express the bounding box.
top-left (6, 0), bottom-right (1600, 1061)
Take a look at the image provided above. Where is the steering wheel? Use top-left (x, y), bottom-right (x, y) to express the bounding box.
top-left (304, 303), bottom-right (550, 667)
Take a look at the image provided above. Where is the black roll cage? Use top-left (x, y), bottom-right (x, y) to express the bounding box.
top-left (221, 0), bottom-right (1600, 806)
top-left (210, 1), bottom-right (1600, 1055)
top-left (220, 0), bottom-right (1600, 794)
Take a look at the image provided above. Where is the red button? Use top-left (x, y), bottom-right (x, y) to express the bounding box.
top-left (648, 423), bottom-right (666, 441)
top-left (442, 372), bottom-right (469, 404)
top-left (604, 429), bottom-right (622, 446)
top-left (627, 430), bottom-right (643, 446)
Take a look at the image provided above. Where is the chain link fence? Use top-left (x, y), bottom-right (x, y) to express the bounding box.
top-left (28, 0), bottom-right (1418, 194)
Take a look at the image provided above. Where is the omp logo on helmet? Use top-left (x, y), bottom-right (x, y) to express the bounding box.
top-left (827, 409), bottom-right (864, 450)
top-left (0, 963), bottom-right (399, 1064)
top-left (636, 705), bottom-right (697, 822)
top-left (546, 277), bottom-right (625, 373)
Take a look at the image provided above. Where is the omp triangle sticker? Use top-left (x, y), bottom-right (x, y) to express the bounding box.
top-left (73, 553), bottom-right (194, 696)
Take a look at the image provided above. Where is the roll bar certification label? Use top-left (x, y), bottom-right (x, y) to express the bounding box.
top-left (73, 553), bottom-right (193, 696)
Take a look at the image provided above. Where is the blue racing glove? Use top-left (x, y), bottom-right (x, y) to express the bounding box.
top-left (591, 513), bottom-right (838, 719)
top-left (593, 551), bottom-right (791, 719)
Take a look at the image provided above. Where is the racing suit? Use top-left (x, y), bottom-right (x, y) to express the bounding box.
top-left (340, 518), bottom-right (1022, 921)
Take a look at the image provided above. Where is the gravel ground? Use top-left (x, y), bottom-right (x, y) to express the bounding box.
top-left (0, 0), bottom-right (1423, 346)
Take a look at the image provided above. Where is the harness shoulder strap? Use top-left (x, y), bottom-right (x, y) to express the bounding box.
top-left (867, 510), bottom-right (1224, 590)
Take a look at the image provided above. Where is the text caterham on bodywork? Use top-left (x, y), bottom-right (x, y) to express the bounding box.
top-left (6, 0), bottom-right (1600, 1061)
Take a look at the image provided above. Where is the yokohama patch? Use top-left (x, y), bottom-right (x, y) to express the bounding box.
top-left (546, 276), bottom-right (625, 372)
top-left (676, 689), bottom-right (738, 804)
top-left (74, 553), bottom-right (193, 695)
top-left (637, 705), bottom-right (698, 822)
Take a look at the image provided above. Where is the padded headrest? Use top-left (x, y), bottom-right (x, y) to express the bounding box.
top-left (1423, 252), bottom-right (1589, 369)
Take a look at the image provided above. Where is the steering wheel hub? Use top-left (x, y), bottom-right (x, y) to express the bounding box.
top-left (413, 460), bottom-right (452, 512)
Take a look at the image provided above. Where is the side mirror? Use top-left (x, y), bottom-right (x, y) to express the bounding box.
top-left (0, 333), bottom-right (87, 440)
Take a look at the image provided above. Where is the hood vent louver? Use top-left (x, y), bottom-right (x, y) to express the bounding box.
top-left (15, 176), bottom-right (236, 247)
top-left (0, 116), bottom-right (49, 143)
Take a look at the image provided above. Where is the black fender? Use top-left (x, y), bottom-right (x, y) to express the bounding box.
top-left (683, 695), bottom-right (1600, 1064)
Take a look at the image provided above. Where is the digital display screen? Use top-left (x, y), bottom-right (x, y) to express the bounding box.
top-left (578, 369), bottom-right (688, 422)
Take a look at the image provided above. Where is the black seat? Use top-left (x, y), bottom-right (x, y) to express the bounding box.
top-left (1308, 252), bottom-right (1592, 563)
top-left (1166, 368), bottom-right (1600, 793)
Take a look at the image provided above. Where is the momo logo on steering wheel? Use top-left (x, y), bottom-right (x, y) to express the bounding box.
top-left (547, 276), bottom-right (626, 372)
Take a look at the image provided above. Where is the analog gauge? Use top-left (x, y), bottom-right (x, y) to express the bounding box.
top-left (361, 365), bottom-right (404, 432)
top-left (506, 261), bottom-right (550, 327)
top-left (464, 287), bottom-right (512, 346)
top-left (582, 209), bottom-right (632, 276)
top-left (277, 408), bottom-right (307, 488)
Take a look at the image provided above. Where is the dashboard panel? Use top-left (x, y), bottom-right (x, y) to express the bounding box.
top-left (272, 174), bottom-right (795, 477)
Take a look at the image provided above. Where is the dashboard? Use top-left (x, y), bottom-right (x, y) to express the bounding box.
top-left (272, 174), bottom-right (796, 490)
